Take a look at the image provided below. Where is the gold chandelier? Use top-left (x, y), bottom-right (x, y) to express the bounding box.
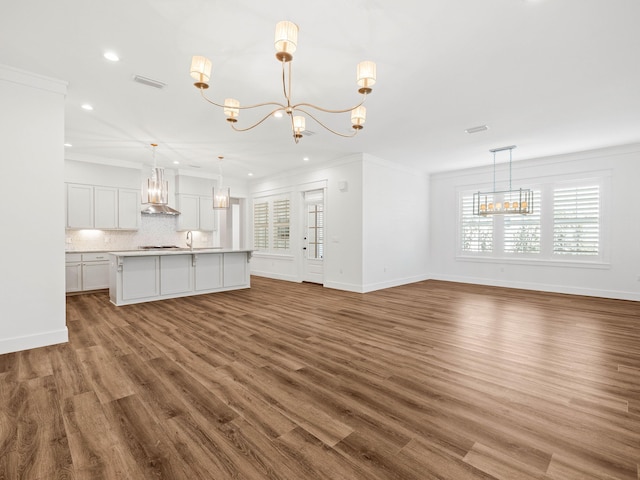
top-left (473, 146), bottom-right (533, 216)
top-left (189, 20), bottom-right (376, 143)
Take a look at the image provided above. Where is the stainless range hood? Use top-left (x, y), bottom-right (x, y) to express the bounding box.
top-left (141, 203), bottom-right (180, 215)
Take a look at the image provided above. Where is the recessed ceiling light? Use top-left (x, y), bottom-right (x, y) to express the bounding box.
top-left (303, 157), bottom-right (310, 162)
top-left (64, 143), bottom-right (72, 147)
top-left (173, 161), bottom-right (180, 165)
top-left (273, 111), bottom-right (283, 118)
top-left (103, 51), bottom-right (120, 62)
top-left (248, 172), bottom-right (254, 177)
top-left (81, 103), bottom-right (93, 111)
top-left (465, 125), bottom-right (489, 134)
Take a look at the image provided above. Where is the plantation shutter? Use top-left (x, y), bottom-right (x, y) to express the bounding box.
top-left (504, 189), bottom-right (541, 253)
top-left (253, 201), bottom-right (269, 250)
top-left (272, 199), bottom-right (291, 250)
top-left (553, 185), bottom-right (600, 255)
top-left (460, 193), bottom-right (493, 252)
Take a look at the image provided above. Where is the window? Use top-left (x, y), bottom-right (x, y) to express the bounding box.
top-left (504, 190), bottom-right (541, 253)
top-left (252, 195), bottom-right (291, 253)
top-left (307, 203), bottom-right (324, 259)
top-left (461, 193), bottom-right (493, 252)
top-left (458, 177), bottom-right (605, 263)
top-left (553, 185), bottom-right (599, 256)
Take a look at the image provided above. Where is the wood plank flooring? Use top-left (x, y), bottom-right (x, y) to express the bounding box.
top-left (1, 277), bottom-right (640, 479)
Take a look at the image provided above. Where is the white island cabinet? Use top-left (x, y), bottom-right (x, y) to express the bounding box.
top-left (109, 249), bottom-right (252, 306)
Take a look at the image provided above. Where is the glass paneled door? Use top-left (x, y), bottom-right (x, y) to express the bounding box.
top-left (303, 189), bottom-right (324, 284)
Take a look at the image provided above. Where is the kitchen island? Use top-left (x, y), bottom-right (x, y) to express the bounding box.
top-left (108, 248), bottom-right (252, 306)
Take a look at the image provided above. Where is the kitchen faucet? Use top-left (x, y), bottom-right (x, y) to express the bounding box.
top-left (186, 231), bottom-right (193, 250)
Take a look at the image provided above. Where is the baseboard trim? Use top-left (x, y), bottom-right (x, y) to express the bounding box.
top-left (429, 274), bottom-right (640, 302)
top-left (0, 328), bottom-right (68, 355)
top-left (250, 271), bottom-right (300, 283)
top-left (362, 274), bottom-right (432, 293)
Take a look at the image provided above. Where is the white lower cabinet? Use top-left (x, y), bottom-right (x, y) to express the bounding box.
top-left (194, 253), bottom-right (222, 291)
top-left (66, 252), bottom-right (110, 293)
top-left (121, 256), bottom-right (160, 300)
top-left (110, 250), bottom-right (251, 306)
top-left (223, 252), bottom-right (248, 287)
top-left (160, 255), bottom-right (193, 295)
top-left (65, 254), bottom-right (83, 292)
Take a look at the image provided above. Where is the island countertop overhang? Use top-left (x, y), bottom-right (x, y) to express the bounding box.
top-left (108, 248), bottom-right (254, 257)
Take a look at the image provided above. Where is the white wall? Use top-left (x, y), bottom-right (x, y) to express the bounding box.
top-left (0, 65), bottom-right (68, 354)
top-left (249, 155), bottom-right (364, 289)
top-left (429, 143), bottom-right (640, 301)
top-left (250, 153), bottom-right (431, 293)
top-left (362, 154), bottom-right (430, 292)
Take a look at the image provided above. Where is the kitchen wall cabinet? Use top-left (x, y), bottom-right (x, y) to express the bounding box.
top-left (176, 194), bottom-right (216, 231)
top-left (118, 189), bottom-right (140, 230)
top-left (95, 186), bottom-right (118, 229)
top-left (67, 184), bottom-right (94, 229)
top-left (66, 183), bottom-right (140, 230)
top-left (65, 252), bottom-right (110, 292)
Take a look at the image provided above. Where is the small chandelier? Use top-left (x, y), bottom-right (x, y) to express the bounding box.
top-left (146, 144), bottom-right (167, 204)
top-left (213, 155), bottom-right (230, 210)
top-left (142, 143), bottom-right (180, 215)
top-left (473, 146), bottom-right (533, 216)
top-left (190, 20), bottom-right (376, 143)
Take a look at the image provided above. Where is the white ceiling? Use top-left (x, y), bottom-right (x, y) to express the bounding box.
top-left (2, 0), bottom-right (640, 180)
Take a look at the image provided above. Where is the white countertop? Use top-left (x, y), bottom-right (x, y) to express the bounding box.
top-left (107, 248), bottom-right (253, 257)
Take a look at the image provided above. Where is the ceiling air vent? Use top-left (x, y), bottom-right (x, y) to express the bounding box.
top-left (465, 125), bottom-right (489, 134)
top-left (133, 74), bottom-right (166, 89)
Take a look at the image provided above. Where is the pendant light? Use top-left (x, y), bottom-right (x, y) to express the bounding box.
top-left (473, 146), bottom-right (533, 216)
top-left (141, 143), bottom-right (180, 215)
top-left (213, 155), bottom-right (230, 210)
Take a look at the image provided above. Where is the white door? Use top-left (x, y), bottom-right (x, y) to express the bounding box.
top-left (303, 190), bottom-right (324, 284)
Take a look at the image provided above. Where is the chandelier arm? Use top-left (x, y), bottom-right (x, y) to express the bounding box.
top-left (198, 87), bottom-right (227, 109)
top-left (229, 108), bottom-right (284, 132)
top-left (199, 88), bottom-right (286, 111)
top-left (295, 107), bottom-right (359, 138)
top-left (293, 94), bottom-right (368, 114)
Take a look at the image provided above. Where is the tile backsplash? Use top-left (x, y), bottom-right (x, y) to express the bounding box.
top-left (65, 215), bottom-right (216, 251)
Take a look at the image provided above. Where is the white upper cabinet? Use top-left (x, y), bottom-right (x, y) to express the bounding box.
top-left (118, 189), bottom-right (140, 230)
top-left (176, 194), bottom-right (216, 231)
top-left (94, 186), bottom-right (118, 229)
top-left (66, 183), bottom-right (94, 229)
top-left (66, 183), bottom-right (140, 230)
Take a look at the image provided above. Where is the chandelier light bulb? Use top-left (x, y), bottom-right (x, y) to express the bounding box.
top-left (190, 56), bottom-right (212, 88)
top-left (275, 20), bottom-right (298, 62)
top-left (351, 106), bottom-right (366, 129)
top-left (224, 98), bottom-right (240, 122)
top-left (357, 61), bottom-right (377, 94)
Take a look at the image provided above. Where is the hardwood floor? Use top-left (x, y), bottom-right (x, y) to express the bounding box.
top-left (1, 277), bottom-right (639, 479)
